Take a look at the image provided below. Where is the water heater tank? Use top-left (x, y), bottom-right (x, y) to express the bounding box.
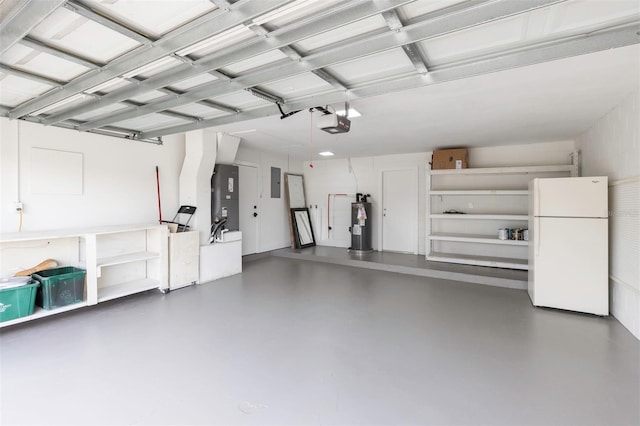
top-left (349, 201), bottom-right (372, 253)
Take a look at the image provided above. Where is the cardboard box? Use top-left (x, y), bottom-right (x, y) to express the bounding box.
top-left (432, 148), bottom-right (468, 170)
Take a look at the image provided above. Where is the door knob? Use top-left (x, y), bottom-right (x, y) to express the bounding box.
top-left (253, 212), bottom-right (258, 217)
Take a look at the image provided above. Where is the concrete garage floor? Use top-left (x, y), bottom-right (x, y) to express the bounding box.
top-left (1, 256), bottom-right (638, 425)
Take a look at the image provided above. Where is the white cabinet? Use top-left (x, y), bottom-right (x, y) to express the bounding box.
top-left (0, 224), bottom-right (168, 327)
top-left (168, 231), bottom-right (199, 290)
top-left (426, 162), bottom-right (577, 270)
top-left (85, 225), bottom-right (168, 303)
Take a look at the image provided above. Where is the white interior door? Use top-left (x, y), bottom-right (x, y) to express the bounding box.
top-left (238, 164), bottom-right (259, 255)
top-left (382, 169), bottom-right (418, 253)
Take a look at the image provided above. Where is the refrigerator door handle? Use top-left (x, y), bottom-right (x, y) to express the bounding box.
top-left (535, 180), bottom-right (540, 217)
top-left (535, 217), bottom-right (541, 257)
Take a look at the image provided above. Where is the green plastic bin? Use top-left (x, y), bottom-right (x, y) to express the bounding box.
top-left (33, 267), bottom-right (86, 310)
top-left (0, 282), bottom-right (40, 322)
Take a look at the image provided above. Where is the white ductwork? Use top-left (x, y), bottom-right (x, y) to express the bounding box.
top-left (178, 131), bottom-right (241, 244)
top-left (179, 129), bottom-right (217, 244)
top-left (216, 132), bottom-right (240, 164)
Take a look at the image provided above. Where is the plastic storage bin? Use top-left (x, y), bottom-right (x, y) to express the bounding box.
top-left (0, 282), bottom-right (40, 322)
top-left (33, 267), bottom-right (86, 310)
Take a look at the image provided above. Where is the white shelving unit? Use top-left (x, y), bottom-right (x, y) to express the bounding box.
top-left (430, 190), bottom-right (528, 196)
top-left (0, 224), bottom-right (168, 327)
top-left (85, 224), bottom-right (168, 304)
top-left (426, 252), bottom-right (530, 269)
top-left (429, 164), bottom-right (576, 176)
top-left (428, 233), bottom-right (528, 246)
top-left (429, 214), bottom-right (529, 220)
top-left (426, 157), bottom-right (578, 270)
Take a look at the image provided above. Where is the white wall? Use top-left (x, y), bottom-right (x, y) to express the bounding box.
top-left (303, 153), bottom-right (430, 253)
top-left (465, 141), bottom-right (576, 168)
top-left (0, 118), bottom-right (184, 233)
top-left (302, 141), bottom-right (576, 255)
top-left (577, 89), bottom-right (640, 340)
top-left (235, 145), bottom-right (302, 253)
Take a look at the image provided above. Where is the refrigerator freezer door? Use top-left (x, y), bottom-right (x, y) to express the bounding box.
top-left (532, 177), bottom-right (608, 218)
top-left (529, 217), bottom-right (608, 315)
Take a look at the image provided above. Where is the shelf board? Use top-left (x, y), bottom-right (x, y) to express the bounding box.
top-left (430, 190), bottom-right (528, 196)
top-left (0, 223), bottom-right (164, 243)
top-left (427, 252), bottom-right (529, 270)
top-left (430, 214), bottom-right (528, 220)
top-left (428, 233), bottom-right (528, 246)
top-left (97, 251), bottom-right (160, 268)
top-left (98, 279), bottom-right (160, 303)
top-left (430, 165), bottom-right (573, 176)
top-left (0, 301), bottom-right (88, 328)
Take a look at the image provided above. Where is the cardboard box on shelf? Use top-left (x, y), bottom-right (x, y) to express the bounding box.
top-left (432, 148), bottom-right (468, 170)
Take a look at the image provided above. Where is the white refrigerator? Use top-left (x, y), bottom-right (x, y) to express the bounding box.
top-left (528, 176), bottom-right (608, 315)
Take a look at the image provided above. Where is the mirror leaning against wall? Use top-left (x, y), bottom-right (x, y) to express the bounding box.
top-left (291, 208), bottom-right (316, 248)
top-left (284, 173), bottom-right (317, 248)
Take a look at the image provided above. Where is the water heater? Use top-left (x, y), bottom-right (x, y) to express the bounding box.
top-left (349, 193), bottom-right (372, 253)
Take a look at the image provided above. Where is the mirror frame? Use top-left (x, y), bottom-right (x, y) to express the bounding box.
top-left (290, 207), bottom-right (316, 249)
top-left (284, 173), bottom-right (307, 248)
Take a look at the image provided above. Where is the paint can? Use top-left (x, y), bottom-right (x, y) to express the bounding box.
top-left (523, 229), bottom-right (529, 241)
top-left (498, 228), bottom-right (508, 240)
top-left (513, 229), bottom-right (522, 240)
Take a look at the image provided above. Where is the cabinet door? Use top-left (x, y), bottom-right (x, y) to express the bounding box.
top-left (169, 232), bottom-right (200, 289)
top-left (169, 231), bottom-right (199, 257)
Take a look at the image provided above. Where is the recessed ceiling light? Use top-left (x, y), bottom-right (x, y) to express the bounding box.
top-left (319, 151), bottom-right (334, 157)
top-left (335, 108), bottom-right (361, 118)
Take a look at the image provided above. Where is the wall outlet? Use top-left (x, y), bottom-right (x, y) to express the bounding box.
top-left (15, 202), bottom-right (23, 213)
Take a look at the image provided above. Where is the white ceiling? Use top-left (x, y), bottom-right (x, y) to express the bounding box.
top-left (0, 0), bottom-right (639, 158)
top-left (218, 44), bottom-right (640, 159)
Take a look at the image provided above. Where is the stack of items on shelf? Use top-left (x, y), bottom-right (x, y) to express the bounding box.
top-left (0, 259), bottom-right (86, 323)
top-left (498, 228), bottom-right (529, 241)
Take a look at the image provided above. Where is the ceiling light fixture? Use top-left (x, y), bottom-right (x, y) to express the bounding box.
top-left (122, 57), bottom-right (177, 79)
top-left (252, 0), bottom-right (322, 25)
top-left (245, 87), bottom-right (284, 104)
top-left (176, 26), bottom-right (249, 57)
top-left (31, 93), bottom-right (88, 115)
top-left (319, 151), bottom-right (334, 156)
top-left (84, 77), bottom-right (126, 94)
